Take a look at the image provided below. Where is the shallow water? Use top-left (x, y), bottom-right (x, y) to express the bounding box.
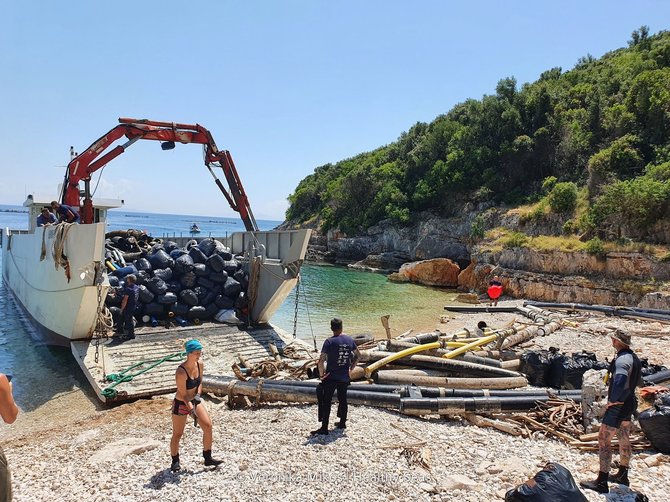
top-left (0, 205), bottom-right (458, 413)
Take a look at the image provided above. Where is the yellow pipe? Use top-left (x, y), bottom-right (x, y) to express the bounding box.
top-left (442, 333), bottom-right (499, 359)
top-left (105, 259), bottom-right (118, 271)
top-left (364, 341), bottom-right (441, 378)
top-left (444, 341), bottom-right (468, 348)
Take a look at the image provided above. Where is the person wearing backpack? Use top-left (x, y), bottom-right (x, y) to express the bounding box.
top-left (581, 329), bottom-right (642, 494)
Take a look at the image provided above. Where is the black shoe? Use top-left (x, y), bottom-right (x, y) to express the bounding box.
top-left (126, 334), bottom-right (135, 340)
top-left (310, 428), bottom-right (329, 436)
top-left (203, 450), bottom-right (223, 467)
top-left (580, 472), bottom-right (609, 494)
top-left (170, 455), bottom-right (180, 473)
top-left (334, 421), bottom-right (346, 429)
top-left (608, 469), bottom-right (630, 486)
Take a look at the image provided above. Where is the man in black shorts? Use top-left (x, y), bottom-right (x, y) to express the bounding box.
top-left (581, 329), bottom-right (642, 494)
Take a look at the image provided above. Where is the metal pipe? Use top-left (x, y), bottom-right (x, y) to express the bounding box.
top-left (400, 395), bottom-right (559, 416)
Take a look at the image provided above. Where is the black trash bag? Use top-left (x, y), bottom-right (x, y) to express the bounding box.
top-left (208, 270), bottom-right (228, 284)
top-left (185, 239), bottom-right (198, 250)
top-left (108, 276), bottom-right (120, 288)
top-left (223, 277), bottom-right (242, 298)
top-left (194, 286), bottom-right (209, 303)
top-left (505, 462), bottom-right (587, 502)
top-left (197, 238), bottom-right (217, 257)
top-left (187, 305), bottom-right (207, 321)
top-left (640, 358), bottom-right (668, 377)
top-left (148, 249), bottom-right (174, 270)
top-left (166, 280), bottom-right (182, 293)
top-left (203, 302), bottom-right (219, 319)
top-left (179, 271), bottom-right (197, 289)
top-left (201, 290), bottom-right (217, 307)
top-left (193, 263), bottom-right (208, 277)
top-left (179, 289), bottom-right (199, 307)
top-left (170, 302), bottom-right (190, 317)
top-left (216, 248), bottom-right (233, 261)
top-left (134, 258), bottom-right (152, 273)
top-left (233, 269), bottom-right (248, 288)
top-left (222, 259), bottom-right (239, 275)
top-left (188, 246), bottom-right (208, 264)
top-left (234, 291), bottom-right (248, 309)
top-left (143, 302), bottom-right (165, 317)
top-left (163, 241), bottom-right (179, 254)
top-left (153, 268), bottom-right (173, 282)
top-left (638, 393), bottom-right (670, 454)
top-left (215, 294), bottom-right (235, 309)
top-left (197, 277), bottom-right (216, 291)
top-left (174, 254), bottom-right (195, 275)
top-left (133, 303), bottom-right (144, 319)
top-left (138, 285), bottom-right (155, 304)
top-left (157, 292), bottom-right (178, 305)
top-left (519, 349), bottom-right (562, 387)
top-left (106, 288), bottom-right (122, 307)
top-left (206, 253), bottom-right (225, 273)
top-left (145, 277), bottom-right (168, 296)
top-left (135, 270), bottom-right (149, 285)
top-left (548, 351), bottom-right (607, 390)
top-left (108, 306), bottom-right (122, 326)
top-left (169, 248), bottom-right (188, 260)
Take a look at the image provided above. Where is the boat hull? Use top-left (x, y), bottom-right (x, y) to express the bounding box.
top-left (2, 224), bottom-right (108, 345)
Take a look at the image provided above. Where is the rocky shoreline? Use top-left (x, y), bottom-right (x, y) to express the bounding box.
top-left (2, 302), bottom-right (669, 501)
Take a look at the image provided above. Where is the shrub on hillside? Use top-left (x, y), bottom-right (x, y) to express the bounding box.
top-left (502, 231), bottom-right (528, 249)
top-left (585, 237), bottom-right (605, 255)
top-left (548, 182), bottom-right (578, 213)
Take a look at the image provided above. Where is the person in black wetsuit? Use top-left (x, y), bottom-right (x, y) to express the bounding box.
top-left (169, 339), bottom-right (223, 472)
top-left (119, 274), bottom-right (139, 340)
top-left (311, 318), bottom-right (361, 436)
top-left (581, 329), bottom-right (642, 494)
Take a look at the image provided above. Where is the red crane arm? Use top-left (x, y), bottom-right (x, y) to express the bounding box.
top-left (63, 118), bottom-right (257, 231)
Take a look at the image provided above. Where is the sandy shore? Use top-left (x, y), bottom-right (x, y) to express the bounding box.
top-left (2, 301), bottom-right (669, 501)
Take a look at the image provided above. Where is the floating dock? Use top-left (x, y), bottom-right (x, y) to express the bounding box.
top-left (71, 323), bottom-right (314, 402)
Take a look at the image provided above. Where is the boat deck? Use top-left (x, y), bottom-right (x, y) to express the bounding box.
top-left (71, 323), bottom-right (314, 403)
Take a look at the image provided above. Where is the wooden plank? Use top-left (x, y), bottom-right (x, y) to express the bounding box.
top-left (71, 323), bottom-right (314, 403)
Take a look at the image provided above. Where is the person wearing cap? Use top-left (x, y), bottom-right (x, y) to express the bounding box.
top-left (36, 207), bottom-right (57, 227)
top-left (311, 318), bottom-right (360, 436)
top-left (581, 329), bottom-right (642, 494)
top-left (169, 339), bottom-right (223, 473)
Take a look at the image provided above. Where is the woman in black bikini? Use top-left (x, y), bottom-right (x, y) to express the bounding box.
top-left (170, 339), bottom-right (222, 472)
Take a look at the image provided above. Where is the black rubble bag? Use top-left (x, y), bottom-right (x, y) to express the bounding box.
top-left (547, 351), bottom-right (607, 390)
top-left (505, 462), bottom-right (587, 502)
top-left (638, 393), bottom-right (670, 454)
top-left (519, 349), bottom-right (561, 387)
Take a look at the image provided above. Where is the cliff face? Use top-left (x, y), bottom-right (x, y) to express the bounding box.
top-left (301, 210), bottom-right (670, 309)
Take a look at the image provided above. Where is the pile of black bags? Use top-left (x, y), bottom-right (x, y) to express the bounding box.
top-left (104, 230), bottom-right (249, 328)
top-left (519, 349), bottom-right (607, 389)
top-left (638, 392), bottom-right (670, 454)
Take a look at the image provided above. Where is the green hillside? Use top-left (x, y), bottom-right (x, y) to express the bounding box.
top-left (286, 27), bottom-right (670, 241)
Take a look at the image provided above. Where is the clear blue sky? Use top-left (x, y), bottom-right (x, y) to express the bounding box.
top-left (1, 1), bottom-right (668, 220)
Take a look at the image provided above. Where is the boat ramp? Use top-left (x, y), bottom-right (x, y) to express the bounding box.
top-left (71, 323), bottom-right (316, 403)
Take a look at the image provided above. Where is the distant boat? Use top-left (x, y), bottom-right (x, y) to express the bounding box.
top-left (190, 223), bottom-right (201, 233)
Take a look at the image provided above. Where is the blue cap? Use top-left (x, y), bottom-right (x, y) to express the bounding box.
top-left (185, 339), bottom-right (203, 354)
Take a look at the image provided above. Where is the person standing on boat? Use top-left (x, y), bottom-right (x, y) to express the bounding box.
top-left (170, 339), bottom-right (223, 472)
top-left (119, 274), bottom-right (139, 340)
top-left (36, 207), bottom-right (57, 227)
top-left (581, 329), bottom-right (642, 494)
top-left (50, 201), bottom-right (80, 223)
top-left (0, 373), bottom-right (18, 502)
top-left (311, 318), bottom-right (360, 436)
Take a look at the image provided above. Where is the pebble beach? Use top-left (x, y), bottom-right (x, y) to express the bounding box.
top-left (2, 302), bottom-right (670, 502)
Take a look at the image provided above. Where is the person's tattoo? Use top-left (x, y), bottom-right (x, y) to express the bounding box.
top-left (599, 425), bottom-right (617, 472)
top-left (617, 421), bottom-right (632, 466)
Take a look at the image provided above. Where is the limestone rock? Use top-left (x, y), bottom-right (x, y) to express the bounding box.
top-left (88, 437), bottom-right (162, 464)
top-left (395, 258), bottom-right (460, 287)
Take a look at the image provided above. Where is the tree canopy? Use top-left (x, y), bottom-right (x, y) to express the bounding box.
top-left (286, 27), bottom-right (670, 239)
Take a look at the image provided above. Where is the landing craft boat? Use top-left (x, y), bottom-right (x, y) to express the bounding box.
top-left (1, 118), bottom-right (311, 401)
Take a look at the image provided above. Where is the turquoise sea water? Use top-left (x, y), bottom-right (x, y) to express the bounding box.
top-left (0, 204), bottom-right (459, 409)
